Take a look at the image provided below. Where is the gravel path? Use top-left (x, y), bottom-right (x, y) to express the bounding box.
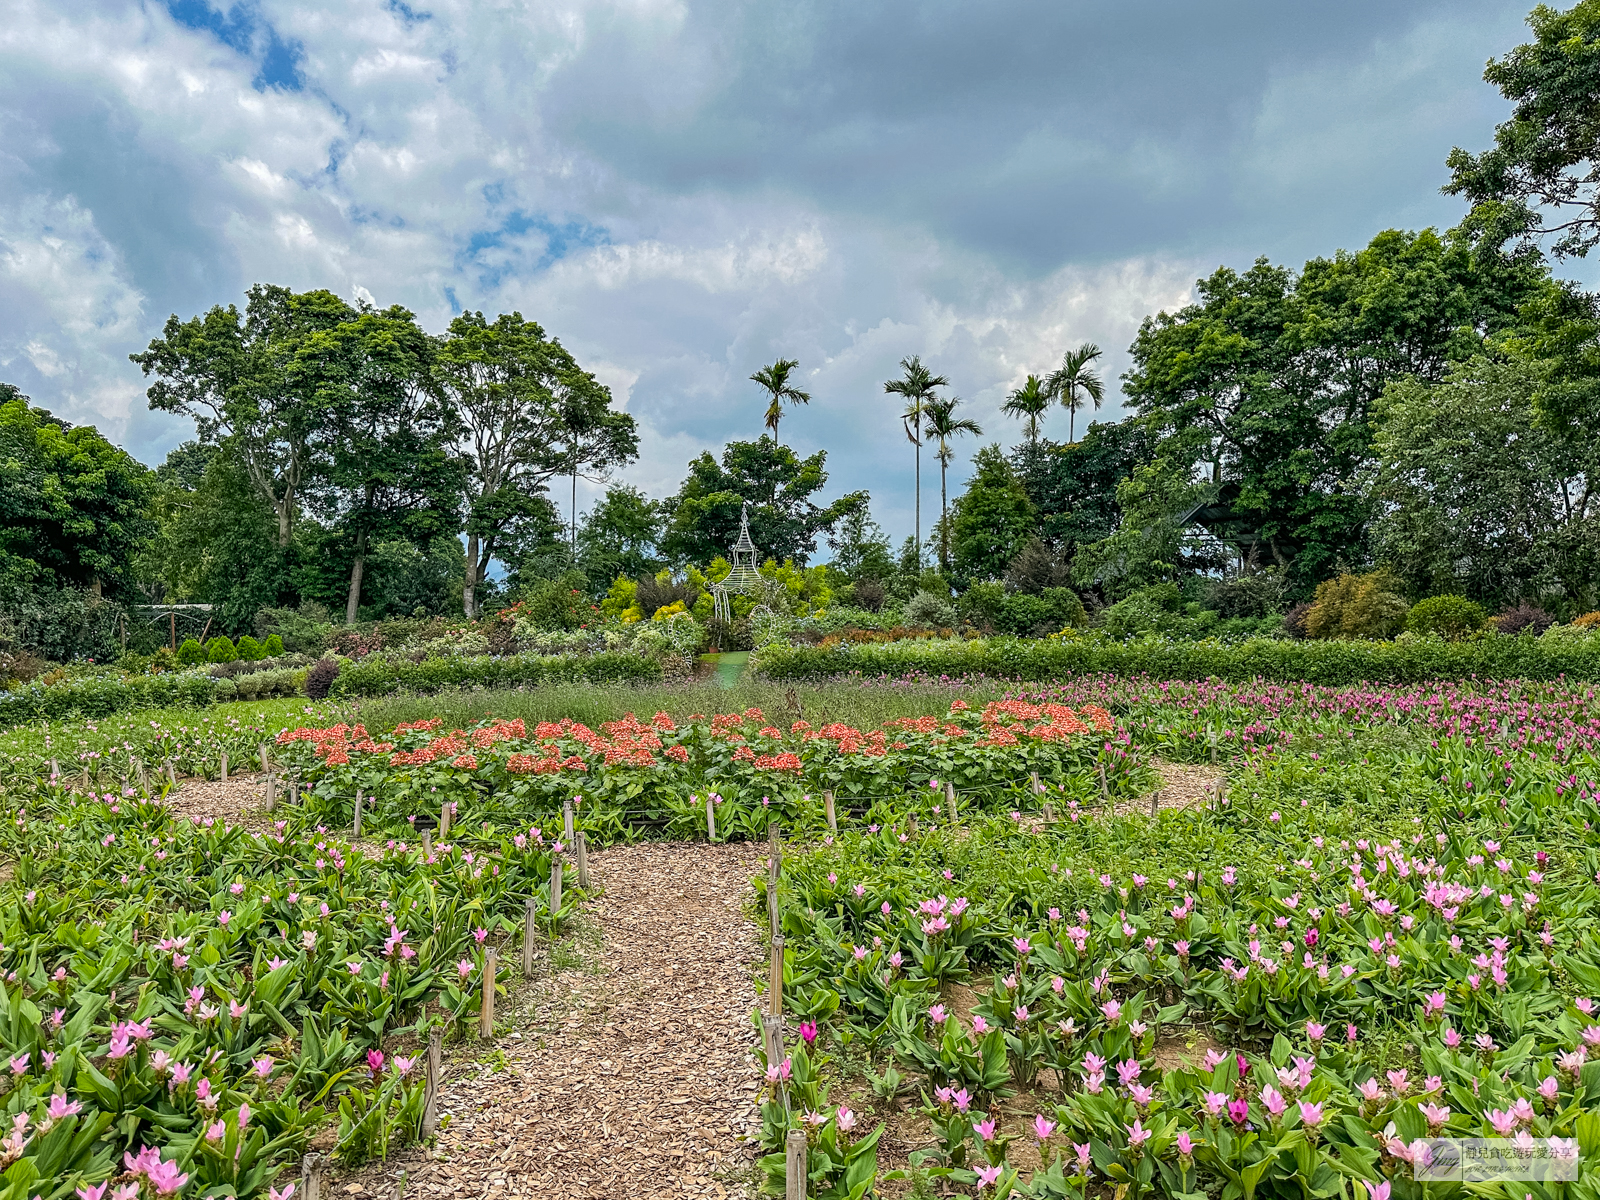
top-left (346, 841), bottom-right (767, 1200)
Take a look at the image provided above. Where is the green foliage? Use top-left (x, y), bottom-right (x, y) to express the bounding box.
top-left (0, 668), bottom-right (218, 726)
top-left (1304, 571), bottom-right (1408, 640)
top-left (330, 651), bottom-right (663, 698)
top-left (206, 635), bottom-right (239, 663)
top-left (948, 446), bottom-right (1035, 583)
top-left (235, 634), bottom-right (264, 661)
top-left (753, 629), bottom-right (1600, 684)
top-left (515, 571), bottom-right (593, 631)
top-left (254, 603), bottom-right (334, 655)
top-left (1406, 594), bottom-right (1489, 640)
top-left (1071, 457), bottom-right (1211, 599)
top-left (959, 581), bottom-right (1084, 635)
top-left (176, 637), bottom-right (206, 666)
top-left (263, 633), bottom-right (286, 656)
top-left (902, 591), bottom-right (957, 629)
top-left (659, 437), bottom-right (868, 568)
top-left (576, 485), bottom-right (661, 593)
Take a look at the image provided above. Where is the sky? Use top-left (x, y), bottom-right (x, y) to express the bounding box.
top-left (0, 0), bottom-right (1549, 554)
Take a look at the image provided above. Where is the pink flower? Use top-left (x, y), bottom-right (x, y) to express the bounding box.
top-left (1260, 1086), bottom-right (1287, 1118)
top-left (47, 1094), bottom-right (82, 1120)
top-left (973, 1118), bottom-right (997, 1142)
top-left (1176, 1131), bottom-right (1195, 1156)
top-left (975, 1164), bottom-right (1003, 1189)
top-left (217, 911), bottom-right (231, 927)
top-left (1033, 1114), bottom-right (1056, 1140)
top-left (1306, 1021), bottom-right (1325, 1043)
top-left (835, 1106), bottom-right (856, 1132)
top-left (927, 1004), bottom-right (948, 1024)
top-left (366, 1050), bottom-right (385, 1076)
top-left (393, 1056), bottom-right (415, 1078)
top-left (269, 1186), bottom-right (297, 1200)
top-left (1297, 1100), bottom-right (1325, 1127)
top-left (1127, 1118), bottom-right (1152, 1148)
top-left (971, 1015), bottom-right (990, 1034)
top-left (205, 1121), bottom-right (225, 1142)
top-left (76, 1186), bottom-right (108, 1200)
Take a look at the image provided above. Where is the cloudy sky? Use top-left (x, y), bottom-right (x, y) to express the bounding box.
top-left (0, 0), bottom-right (1546, 550)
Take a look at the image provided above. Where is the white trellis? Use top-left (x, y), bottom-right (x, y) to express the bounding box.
top-left (711, 501), bottom-right (764, 621)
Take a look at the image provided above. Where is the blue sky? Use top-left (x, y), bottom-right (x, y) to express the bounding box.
top-left (0, 0), bottom-right (1550, 551)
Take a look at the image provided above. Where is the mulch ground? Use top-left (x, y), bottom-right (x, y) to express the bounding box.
top-left (338, 841), bottom-right (767, 1200)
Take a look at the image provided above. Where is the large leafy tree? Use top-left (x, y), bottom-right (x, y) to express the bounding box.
top-left (1013, 418), bottom-right (1157, 555)
top-left (658, 438), bottom-right (868, 568)
top-left (306, 307), bottom-right (464, 623)
top-left (435, 311), bottom-right (634, 617)
top-left (1446, 0), bottom-right (1600, 261)
top-left (1370, 356), bottom-right (1600, 610)
top-left (577, 485), bottom-right (662, 592)
top-left (1123, 228), bottom-right (1549, 594)
top-left (0, 396), bottom-right (153, 598)
top-left (132, 285), bottom-right (357, 549)
top-left (948, 445), bottom-right (1035, 583)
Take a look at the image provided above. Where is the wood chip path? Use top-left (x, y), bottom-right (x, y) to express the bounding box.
top-left (343, 842), bottom-right (767, 1200)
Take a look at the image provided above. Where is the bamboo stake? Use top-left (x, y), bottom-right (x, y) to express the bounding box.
top-left (575, 831), bottom-right (590, 889)
top-left (550, 859), bottom-right (563, 923)
top-left (768, 822), bottom-right (782, 938)
top-left (300, 1153), bottom-right (323, 1200)
top-left (1043, 802), bottom-right (1055, 823)
top-left (785, 1129), bottom-right (807, 1200)
top-left (422, 828), bottom-right (432, 857)
top-left (769, 934), bottom-right (784, 1019)
top-left (422, 1027), bottom-right (442, 1138)
top-left (136, 759), bottom-right (148, 793)
top-left (1149, 789), bottom-right (1161, 819)
top-left (264, 769), bottom-right (275, 813)
top-left (353, 790), bottom-right (363, 837)
top-left (167, 758), bottom-right (177, 788)
top-left (945, 781), bottom-right (956, 823)
top-left (563, 799), bottom-right (575, 844)
top-left (479, 948), bottom-right (496, 1038)
top-left (440, 797), bottom-right (451, 838)
top-left (823, 789), bottom-right (836, 833)
top-left (49, 757), bottom-right (58, 780)
top-left (522, 897), bottom-right (537, 978)
top-left (1029, 771), bottom-right (1041, 795)
top-left (220, 751), bottom-right (228, 782)
top-left (705, 795), bottom-right (716, 840)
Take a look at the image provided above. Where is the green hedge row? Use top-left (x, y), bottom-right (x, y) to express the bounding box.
top-left (0, 669), bottom-right (219, 726)
top-left (330, 651), bottom-right (663, 699)
top-left (752, 634), bottom-right (1600, 686)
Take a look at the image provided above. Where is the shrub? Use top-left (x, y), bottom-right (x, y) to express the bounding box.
top-left (851, 579), bottom-right (886, 613)
top-left (903, 591), bottom-right (957, 629)
top-left (1283, 603), bottom-right (1312, 639)
top-left (328, 651), bottom-right (663, 698)
top-left (235, 634), bottom-right (264, 661)
top-left (1496, 604), bottom-right (1554, 637)
top-left (175, 637), bottom-right (206, 666)
top-left (306, 657), bottom-right (341, 700)
top-left (0, 668), bottom-right (218, 726)
top-left (205, 636), bottom-right (238, 663)
top-left (1203, 573), bottom-right (1287, 619)
top-left (1405, 595), bottom-right (1488, 640)
top-left (262, 633), bottom-right (286, 656)
top-left (1304, 572), bottom-right (1407, 640)
top-left (254, 602), bottom-right (335, 655)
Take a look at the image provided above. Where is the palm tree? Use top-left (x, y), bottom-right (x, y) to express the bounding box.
top-left (923, 395), bottom-right (982, 570)
top-left (1001, 374), bottom-right (1051, 447)
top-left (750, 358), bottom-right (811, 441)
top-left (1046, 343), bottom-right (1105, 443)
top-left (883, 355), bottom-right (949, 569)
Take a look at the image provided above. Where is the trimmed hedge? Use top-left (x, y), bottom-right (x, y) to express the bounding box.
top-left (329, 651), bottom-right (663, 699)
top-left (0, 669), bottom-right (219, 726)
top-left (752, 633), bottom-right (1600, 686)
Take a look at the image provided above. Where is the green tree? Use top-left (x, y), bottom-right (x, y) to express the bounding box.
top-left (1446, 0), bottom-right (1600, 260)
top-left (435, 311), bottom-right (633, 617)
top-left (1013, 418), bottom-right (1157, 557)
top-left (827, 506), bottom-right (894, 581)
top-left (658, 438), bottom-right (868, 568)
top-left (923, 396), bottom-right (983, 570)
top-left (1046, 343), bottom-right (1105, 444)
top-left (948, 445), bottom-right (1036, 583)
top-left (749, 358), bottom-right (811, 443)
top-left (0, 397), bottom-right (154, 597)
top-left (1370, 356), bottom-right (1600, 610)
top-left (132, 285), bottom-right (359, 549)
top-left (577, 485), bottom-right (662, 593)
top-left (1123, 228), bottom-right (1548, 594)
top-left (1001, 375), bottom-right (1052, 447)
top-left (883, 356), bottom-right (950, 568)
top-left (1070, 457), bottom-right (1211, 600)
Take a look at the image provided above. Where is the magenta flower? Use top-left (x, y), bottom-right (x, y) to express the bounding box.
top-left (975, 1164), bottom-right (1003, 1189)
top-left (1033, 1114), bottom-right (1056, 1140)
top-left (1127, 1118), bottom-right (1152, 1148)
top-left (973, 1118), bottom-right (997, 1141)
top-left (1228, 1098), bottom-right (1249, 1125)
top-left (366, 1050), bottom-right (385, 1076)
top-left (798, 1020), bottom-right (818, 1047)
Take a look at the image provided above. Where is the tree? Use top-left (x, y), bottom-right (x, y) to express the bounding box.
top-left (749, 358), bottom-right (811, 443)
top-left (1046, 343), bottom-right (1105, 444)
top-left (436, 311), bottom-right (633, 618)
top-left (1013, 418), bottom-right (1157, 556)
top-left (1446, 1), bottom-right (1600, 260)
top-left (132, 285), bottom-right (359, 549)
top-left (923, 396), bottom-right (983, 569)
top-left (305, 306), bottom-right (464, 623)
top-left (883, 356), bottom-right (950, 568)
top-left (827, 505), bottom-right (894, 581)
top-left (1070, 457), bottom-right (1213, 601)
top-left (0, 397), bottom-right (154, 598)
top-left (1001, 375), bottom-right (1052, 447)
top-left (577, 485), bottom-right (662, 592)
top-left (948, 446), bottom-right (1036, 583)
top-left (658, 438), bottom-right (868, 568)
top-left (1123, 228), bottom-right (1549, 595)
top-left (1370, 356), bottom-right (1600, 610)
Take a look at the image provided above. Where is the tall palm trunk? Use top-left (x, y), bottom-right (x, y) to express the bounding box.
top-left (939, 455), bottom-right (949, 570)
top-left (914, 431), bottom-right (921, 570)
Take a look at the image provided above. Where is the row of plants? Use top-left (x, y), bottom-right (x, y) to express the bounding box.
top-left (0, 765), bottom-right (582, 1198)
top-left (266, 701), bottom-right (1151, 846)
top-left (0, 670), bottom-right (223, 727)
top-left (744, 684), bottom-right (1600, 1198)
top-left (326, 650), bottom-right (665, 702)
top-left (753, 631), bottom-right (1600, 686)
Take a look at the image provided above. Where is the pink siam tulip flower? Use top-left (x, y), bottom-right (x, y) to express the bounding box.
top-left (1033, 1114), bottom-right (1056, 1140)
top-left (1127, 1119), bottom-right (1152, 1148)
top-left (973, 1118), bottom-right (997, 1141)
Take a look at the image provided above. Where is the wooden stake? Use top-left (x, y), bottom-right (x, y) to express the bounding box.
top-left (300, 1153), bottom-right (323, 1200)
top-left (1098, 763), bottom-right (1109, 803)
top-left (1043, 801), bottom-right (1055, 823)
top-left (823, 789), bottom-right (836, 833)
top-left (167, 758), bottom-right (177, 788)
top-left (136, 759), bottom-right (148, 793)
top-left (785, 1128), bottom-right (807, 1200)
top-left (264, 770), bottom-right (275, 813)
top-left (289, 778), bottom-right (298, 807)
top-left (1029, 770), bottom-right (1041, 795)
top-left (479, 948), bottom-right (496, 1038)
top-left (563, 800), bottom-right (575, 844)
top-left (440, 798), bottom-right (451, 838)
top-left (769, 934), bottom-right (784, 1019)
top-left (550, 860), bottom-right (563, 922)
top-left (220, 751), bottom-right (228, 782)
top-left (422, 828), bottom-right (432, 857)
top-left (575, 831), bottom-right (590, 889)
top-left (522, 897), bottom-right (537, 979)
top-left (945, 780), bottom-right (956, 823)
top-left (259, 743), bottom-right (270, 773)
top-left (768, 822), bottom-right (782, 938)
top-left (49, 757), bottom-right (58, 780)
top-left (705, 795), bottom-right (716, 841)
top-left (422, 1028), bottom-right (442, 1138)
top-left (761, 1013), bottom-right (783, 1068)
top-left (1149, 789), bottom-right (1161, 819)
top-left (353, 790), bottom-right (363, 837)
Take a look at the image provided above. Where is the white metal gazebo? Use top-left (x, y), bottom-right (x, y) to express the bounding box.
top-left (711, 501), bottom-right (763, 621)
